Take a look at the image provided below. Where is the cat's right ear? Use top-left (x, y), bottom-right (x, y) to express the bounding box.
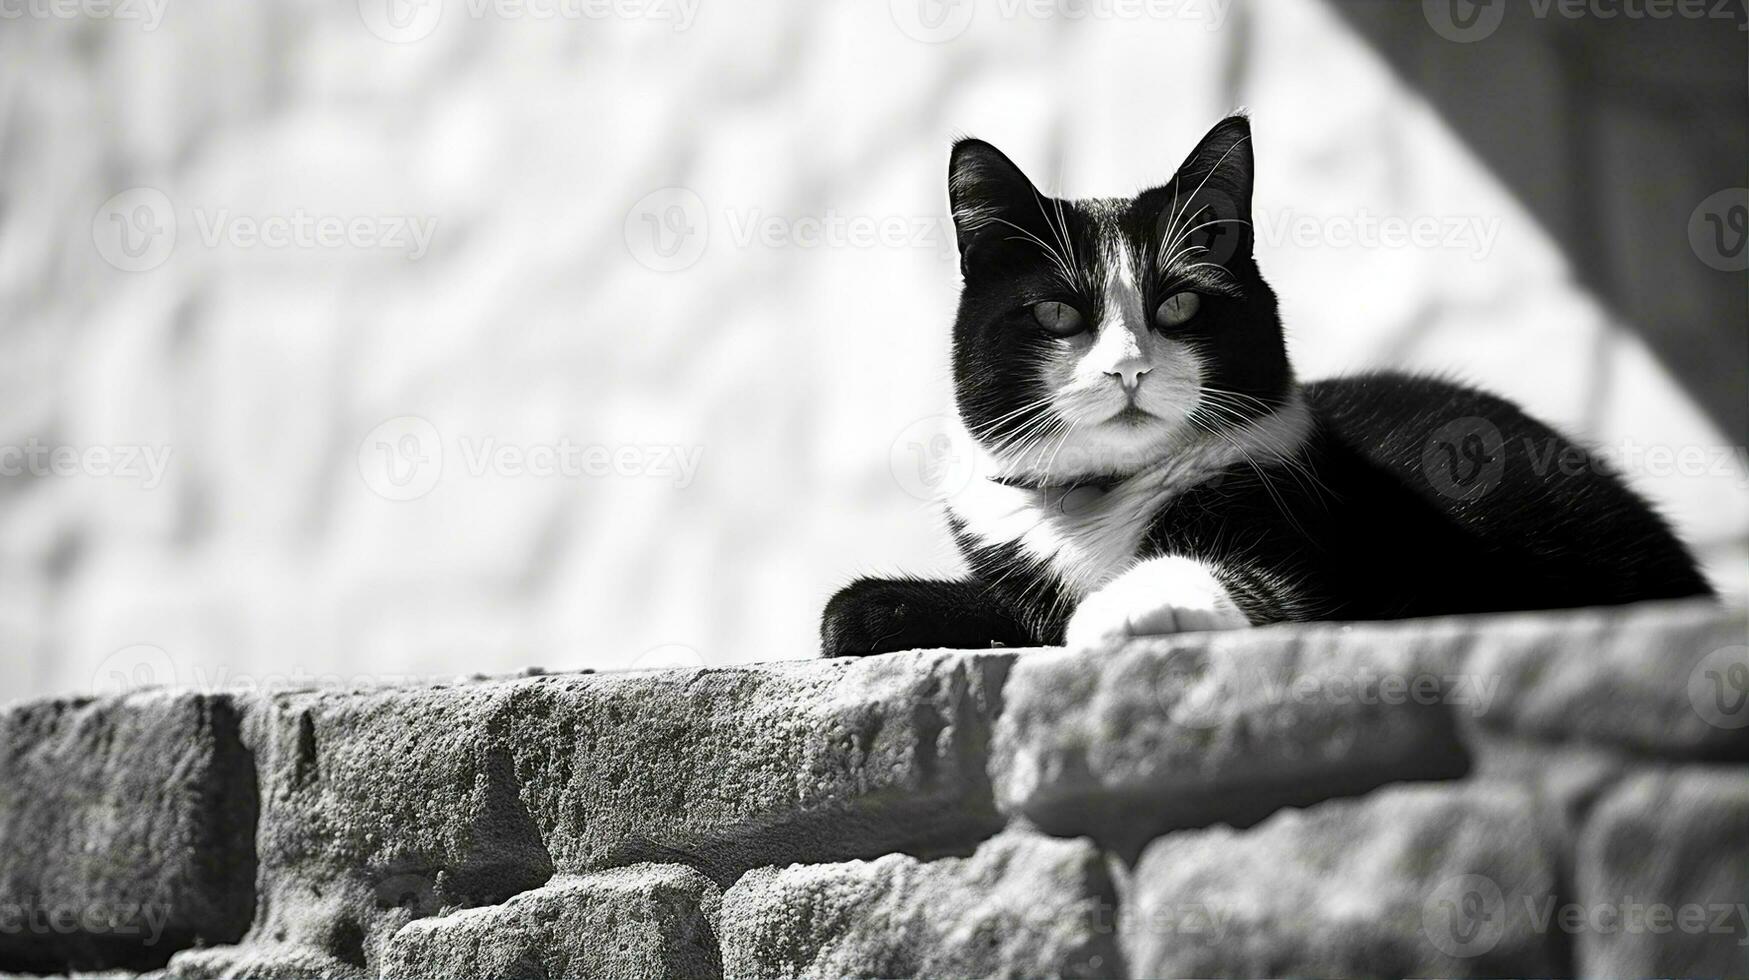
top-left (948, 138), bottom-right (1043, 271)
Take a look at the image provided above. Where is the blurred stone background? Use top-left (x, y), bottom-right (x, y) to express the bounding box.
top-left (0, 0), bottom-right (1744, 701)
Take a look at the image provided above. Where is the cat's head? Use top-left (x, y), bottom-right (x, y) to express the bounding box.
top-left (948, 114), bottom-right (1293, 485)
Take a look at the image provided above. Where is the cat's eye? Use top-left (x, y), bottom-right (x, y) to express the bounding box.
top-left (1154, 291), bottom-right (1201, 329)
top-left (1032, 301), bottom-right (1086, 336)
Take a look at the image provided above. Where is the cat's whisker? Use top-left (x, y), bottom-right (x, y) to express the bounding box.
top-left (1158, 218), bottom-right (1253, 276)
top-left (990, 216), bottom-right (1079, 291)
top-left (977, 394), bottom-right (1060, 431)
top-left (1157, 134), bottom-right (1252, 260)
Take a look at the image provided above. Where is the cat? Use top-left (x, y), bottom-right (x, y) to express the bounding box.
top-left (821, 114), bottom-right (1713, 657)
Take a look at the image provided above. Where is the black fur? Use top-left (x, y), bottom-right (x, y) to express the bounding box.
top-left (823, 116), bottom-right (1711, 657)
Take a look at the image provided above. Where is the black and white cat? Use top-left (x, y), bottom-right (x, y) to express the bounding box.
top-left (822, 115), bottom-right (1712, 657)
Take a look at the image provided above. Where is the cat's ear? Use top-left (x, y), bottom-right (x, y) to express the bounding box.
top-left (948, 138), bottom-right (1046, 269)
top-left (1155, 114), bottom-right (1255, 263)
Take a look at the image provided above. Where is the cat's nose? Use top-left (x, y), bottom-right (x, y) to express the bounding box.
top-left (1106, 363), bottom-right (1151, 392)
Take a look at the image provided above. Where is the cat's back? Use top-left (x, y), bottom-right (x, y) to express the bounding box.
top-left (1299, 371), bottom-right (1711, 603)
top-left (1302, 370), bottom-right (1631, 509)
top-left (1303, 371), bottom-right (1545, 466)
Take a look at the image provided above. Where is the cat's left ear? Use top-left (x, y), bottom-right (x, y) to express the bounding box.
top-left (1152, 114), bottom-right (1255, 263)
top-left (947, 138), bottom-right (1048, 272)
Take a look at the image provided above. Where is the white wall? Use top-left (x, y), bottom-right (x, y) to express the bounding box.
top-left (1, 0), bottom-right (1742, 701)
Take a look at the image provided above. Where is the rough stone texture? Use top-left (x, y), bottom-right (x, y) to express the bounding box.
top-left (991, 617), bottom-right (1474, 854)
top-left (242, 650), bottom-right (1011, 972)
top-left (993, 601), bottom-right (1744, 854)
top-left (1466, 601), bottom-right (1749, 758)
top-left (3, 602), bottom-right (1745, 976)
top-left (0, 692), bottom-right (257, 973)
top-left (380, 865), bottom-right (721, 980)
top-left (721, 830), bottom-right (1122, 979)
top-left (1577, 768), bottom-right (1749, 977)
top-left (1125, 782), bottom-right (1565, 978)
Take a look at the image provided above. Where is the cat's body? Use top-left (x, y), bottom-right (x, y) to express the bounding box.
top-left (822, 116), bottom-right (1711, 656)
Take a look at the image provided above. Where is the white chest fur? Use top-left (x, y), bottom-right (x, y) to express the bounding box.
top-left (945, 397), bottom-right (1313, 598)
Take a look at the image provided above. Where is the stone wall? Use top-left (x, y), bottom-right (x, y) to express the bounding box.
top-left (3, 600), bottom-right (1746, 978)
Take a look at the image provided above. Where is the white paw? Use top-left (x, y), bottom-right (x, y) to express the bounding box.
top-left (1063, 556), bottom-right (1249, 650)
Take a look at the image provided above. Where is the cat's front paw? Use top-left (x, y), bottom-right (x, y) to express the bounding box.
top-left (820, 579), bottom-right (926, 658)
top-left (1064, 556), bottom-right (1249, 650)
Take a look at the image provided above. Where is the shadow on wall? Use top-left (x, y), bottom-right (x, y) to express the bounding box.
top-left (1326, 0), bottom-right (1749, 446)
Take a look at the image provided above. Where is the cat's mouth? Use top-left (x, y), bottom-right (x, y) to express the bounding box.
top-left (1106, 404), bottom-right (1155, 426)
